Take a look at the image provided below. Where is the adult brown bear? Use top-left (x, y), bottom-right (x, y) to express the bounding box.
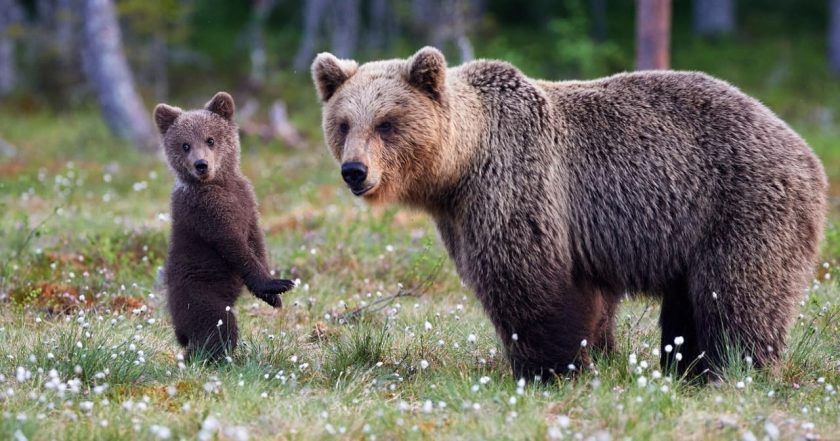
top-left (311, 47), bottom-right (827, 380)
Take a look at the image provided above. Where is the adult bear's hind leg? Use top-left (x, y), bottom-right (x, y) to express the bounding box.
top-left (659, 278), bottom-right (704, 377)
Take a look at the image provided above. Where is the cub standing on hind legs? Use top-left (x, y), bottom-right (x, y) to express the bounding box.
top-left (154, 92), bottom-right (295, 361)
top-left (311, 47), bottom-right (827, 381)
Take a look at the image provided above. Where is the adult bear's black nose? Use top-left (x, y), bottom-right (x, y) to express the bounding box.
top-left (341, 162), bottom-right (368, 186)
top-left (194, 160), bottom-right (208, 174)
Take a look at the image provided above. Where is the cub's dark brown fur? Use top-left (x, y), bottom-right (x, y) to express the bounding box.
top-left (154, 92), bottom-right (294, 360)
top-left (312, 48), bottom-right (827, 380)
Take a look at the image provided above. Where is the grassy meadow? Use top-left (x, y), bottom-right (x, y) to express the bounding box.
top-left (2, 43), bottom-right (840, 441)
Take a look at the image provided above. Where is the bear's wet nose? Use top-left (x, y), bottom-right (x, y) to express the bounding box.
top-left (341, 162), bottom-right (368, 186)
top-left (194, 160), bottom-right (209, 174)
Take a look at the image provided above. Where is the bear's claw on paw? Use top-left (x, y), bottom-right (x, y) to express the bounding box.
top-left (254, 279), bottom-right (296, 308)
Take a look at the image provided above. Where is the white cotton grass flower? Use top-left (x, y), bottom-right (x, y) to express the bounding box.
top-left (580, 339), bottom-right (588, 347)
top-left (637, 376), bottom-right (648, 387)
top-left (664, 345), bottom-right (673, 353)
top-left (674, 336), bottom-right (684, 345)
top-left (419, 360), bottom-right (429, 370)
top-left (511, 333), bottom-right (519, 341)
top-left (467, 334), bottom-right (477, 344)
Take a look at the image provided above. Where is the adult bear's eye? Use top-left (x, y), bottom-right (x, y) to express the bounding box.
top-left (182, 143), bottom-right (191, 152)
top-left (339, 122), bottom-right (350, 135)
top-left (206, 137), bottom-right (214, 147)
top-left (376, 121), bottom-right (393, 134)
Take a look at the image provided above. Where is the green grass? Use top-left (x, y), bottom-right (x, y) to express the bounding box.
top-left (2, 62), bottom-right (840, 441)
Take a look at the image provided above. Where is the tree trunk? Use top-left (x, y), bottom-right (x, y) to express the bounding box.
top-left (151, 36), bottom-right (168, 101)
top-left (693, 0), bottom-right (734, 37)
top-left (366, 0), bottom-right (396, 54)
top-left (636, 0), bottom-right (671, 70)
top-left (453, 0), bottom-right (474, 63)
top-left (293, 0), bottom-right (326, 71)
top-left (590, 0), bottom-right (608, 42)
top-left (328, 0), bottom-right (359, 59)
top-left (248, 0), bottom-right (277, 88)
top-left (830, 0), bottom-right (840, 75)
top-left (0, 0), bottom-right (23, 95)
top-left (81, 0), bottom-right (157, 153)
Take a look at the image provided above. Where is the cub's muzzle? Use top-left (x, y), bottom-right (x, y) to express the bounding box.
top-left (194, 160), bottom-right (209, 175)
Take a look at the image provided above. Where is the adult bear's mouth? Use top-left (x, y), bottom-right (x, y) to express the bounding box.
top-left (350, 185), bottom-right (373, 196)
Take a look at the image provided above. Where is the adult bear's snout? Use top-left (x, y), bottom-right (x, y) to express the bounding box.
top-left (341, 161), bottom-right (368, 187)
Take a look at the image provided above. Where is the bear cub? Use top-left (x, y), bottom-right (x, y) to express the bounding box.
top-left (154, 92), bottom-right (295, 360)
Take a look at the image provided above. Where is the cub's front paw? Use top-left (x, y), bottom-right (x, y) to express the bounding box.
top-left (254, 279), bottom-right (296, 308)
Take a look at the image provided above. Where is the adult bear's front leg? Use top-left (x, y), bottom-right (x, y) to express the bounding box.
top-left (477, 278), bottom-right (604, 381)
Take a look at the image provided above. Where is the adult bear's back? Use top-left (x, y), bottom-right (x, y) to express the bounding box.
top-left (546, 71), bottom-right (827, 294)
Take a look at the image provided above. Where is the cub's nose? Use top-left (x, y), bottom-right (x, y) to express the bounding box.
top-left (194, 160), bottom-right (209, 174)
top-left (341, 162), bottom-right (368, 186)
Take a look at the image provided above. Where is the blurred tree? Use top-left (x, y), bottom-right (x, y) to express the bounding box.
top-left (117, 0), bottom-right (190, 101)
top-left (293, 0), bottom-right (359, 70)
top-left (549, 0), bottom-right (622, 79)
top-left (329, 0), bottom-right (360, 59)
top-left (81, 0), bottom-right (157, 153)
top-left (0, 0), bottom-right (24, 95)
top-left (248, 0), bottom-right (278, 89)
top-left (693, 0), bottom-right (734, 36)
top-left (636, 0), bottom-right (671, 70)
top-left (366, 0), bottom-right (399, 54)
top-left (411, 0), bottom-right (480, 63)
top-left (293, 0), bottom-right (325, 70)
top-left (831, 0), bottom-right (840, 74)
top-left (590, 0), bottom-right (607, 42)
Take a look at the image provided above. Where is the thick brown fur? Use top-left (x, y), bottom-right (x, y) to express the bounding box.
top-left (155, 92), bottom-right (295, 361)
top-left (312, 48), bottom-right (828, 380)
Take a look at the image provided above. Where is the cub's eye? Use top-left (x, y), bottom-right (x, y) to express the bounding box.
top-left (339, 122), bottom-right (350, 135)
top-left (376, 121), bottom-right (393, 134)
top-left (182, 143), bottom-right (191, 152)
top-left (206, 137), bottom-right (215, 147)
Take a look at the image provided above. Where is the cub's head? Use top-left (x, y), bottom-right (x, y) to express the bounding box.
top-left (154, 92), bottom-right (239, 184)
top-left (312, 47), bottom-right (450, 205)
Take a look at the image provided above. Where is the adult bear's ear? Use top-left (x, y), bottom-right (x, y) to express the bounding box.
top-left (153, 104), bottom-right (182, 134)
top-left (311, 52), bottom-right (358, 102)
top-left (205, 92), bottom-right (235, 121)
top-left (406, 46), bottom-right (446, 102)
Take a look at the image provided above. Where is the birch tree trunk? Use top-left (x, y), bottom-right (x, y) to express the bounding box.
top-left (81, 0), bottom-right (157, 153)
top-left (293, 0), bottom-right (326, 71)
top-left (328, 0), bottom-right (359, 59)
top-left (693, 0), bottom-right (734, 37)
top-left (636, 0), bottom-right (671, 70)
top-left (248, 0), bottom-right (277, 88)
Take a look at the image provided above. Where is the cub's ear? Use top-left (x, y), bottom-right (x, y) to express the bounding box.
top-left (205, 92), bottom-right (235, 121)
top-left (406, 46), bottom-right (446, 102)
top-left (153, 104), bottom-right (182, 134)
top-left (311, 52), bottom-right (358, 102)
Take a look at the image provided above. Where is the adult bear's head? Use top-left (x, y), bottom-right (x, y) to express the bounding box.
top-left (311, 47), bottom-right (458, 207)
